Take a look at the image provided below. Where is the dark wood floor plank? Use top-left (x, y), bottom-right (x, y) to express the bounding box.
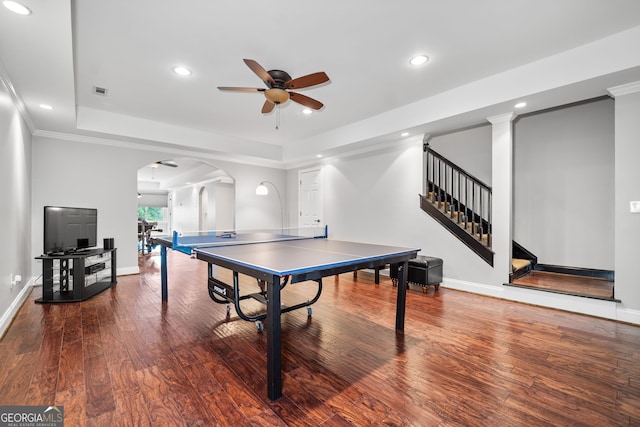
top-left (84, 354), bottom-right (116, 418)
top-left (1, 251), bottom-right (639, 426)
top-left (171, 390), bottom-right (217, 426)
top-left (108, 358), bottom-right (139, 393)
top-left (57, 338), bottom-right (83, 392)
top-left (37, 328), bottom-right (63, 369)
top-left (146, 394), bottom-right (188, 426)
top-left (181, 360), bottom-right (225, 395)
top-left (0, 351), bottom-right (38, 404)
top-left (111, 389), bottom-right (152, 427)
top-left (55, 386), bottom-right (87, 426)
top-left (200, 390), bottom-right (252, 427)
top-left (23, 365), bottom-right (58, 406)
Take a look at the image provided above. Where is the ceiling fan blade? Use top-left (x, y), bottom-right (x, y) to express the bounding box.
top-left (285, 72), bottom-right (329, 90)
top-left (289, 92), bottom-right (324, 110)
top-left (244, 59), bottom-right (275, 87)
top-left (262, 100), bottom-right (275, 114)
top-left (155, 160), bottom-right (178, 168)
top-left (217, 87), bottom-right (265, 92)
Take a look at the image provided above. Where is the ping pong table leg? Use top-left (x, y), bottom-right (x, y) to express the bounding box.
top-left (266, 274), bottom-right (283, 400)
top-left (161, 245), bottom-right (168, 301)
top-left (395, 261), bottom-right (408, 331)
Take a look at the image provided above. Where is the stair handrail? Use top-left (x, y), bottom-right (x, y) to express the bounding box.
top-left (425, 143), bottom-right (491, 192)
top-left (424, 142), bottom-right (492, 249)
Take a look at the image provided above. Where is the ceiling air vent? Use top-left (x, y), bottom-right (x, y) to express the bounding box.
top-left (93, 86), bottom-right (108, 96)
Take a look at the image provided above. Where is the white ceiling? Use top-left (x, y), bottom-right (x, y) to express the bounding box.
top-left (2, 0), bottom-right (640, 167)
top-left (137, 157), bottom-right (233, 191)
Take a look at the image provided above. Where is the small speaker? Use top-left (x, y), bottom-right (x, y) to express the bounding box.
top-left (103, 238), bottom-right (114, 249)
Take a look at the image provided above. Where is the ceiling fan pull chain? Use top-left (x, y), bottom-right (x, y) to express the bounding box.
top-left (276, 103), bottom-right (280, 130)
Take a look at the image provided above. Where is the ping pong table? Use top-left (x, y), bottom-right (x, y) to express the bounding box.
top-left (152, 227), bottom-right (419, 400)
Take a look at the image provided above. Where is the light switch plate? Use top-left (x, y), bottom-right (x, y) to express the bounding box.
top-left (630, 201), bottom-right (640, 213)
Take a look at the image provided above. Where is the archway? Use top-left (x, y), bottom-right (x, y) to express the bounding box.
top-left (137, 157), bottom-right (235, 240)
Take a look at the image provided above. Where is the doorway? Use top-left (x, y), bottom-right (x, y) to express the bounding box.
top-left (299, 168), bottom-right (322, 228)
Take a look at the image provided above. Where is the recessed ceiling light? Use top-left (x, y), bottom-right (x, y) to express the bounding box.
top-left (316, 154), bottom-right (323, 158)
top-left (39, 104), bottom-right (54, 110)
top-left (3, 1), bottom-right (31, 15)
top-left (401, 132), bottom-right (409, 137)
top-left (302, 108), bottom-right (313, 115)
top-left (173, 66), bottom-right (191, 76)
top-left (515, 102), bottom-right (527, 109)
top-left (410, 55), bottom-right (429, 66)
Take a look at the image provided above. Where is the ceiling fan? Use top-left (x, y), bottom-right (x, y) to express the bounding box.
top-left (153, 160), bottom-right (178, 168)
top-left (218, 59), bottom-right (329, 114)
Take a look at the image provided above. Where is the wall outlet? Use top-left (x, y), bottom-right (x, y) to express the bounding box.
top-left (631, 201), bottom-right (640, 214)
top-left (9, 274), bottom-right (21, 288)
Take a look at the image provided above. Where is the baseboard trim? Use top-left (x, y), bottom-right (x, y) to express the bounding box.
top-left (534, 264), bottom-right (614, 280)
top-left (0, 280), bottom-right (34, 340)
top-left (504, 281), bottom-right (620, 303)
top-left (616, 307), bottom-right (640, 325)
top-left (117, 266), bottom-right (139, 276)
top-left (442, 277), bottom-right (635, 325)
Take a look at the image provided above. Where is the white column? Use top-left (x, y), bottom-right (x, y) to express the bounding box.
top-left (487, 112), bottom-right (515, 283)
top-left (608, 81), bottom-right (640, 321)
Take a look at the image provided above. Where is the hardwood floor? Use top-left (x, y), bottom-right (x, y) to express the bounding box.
top-left (1, 251), bottom-right (639, 426)
top-left (510, 270), bottom-right (615, 300)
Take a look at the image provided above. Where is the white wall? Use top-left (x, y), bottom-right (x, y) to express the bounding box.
top-left (514, 98), bottom-right (615, 269)
top-left (170, 181), bottom-right (236, 233)
top-left (291, 137), bottom-right (496, 287)
top-left (0, 79), bottom-right (32, 335)
top-left (287, 103), bottom-right (637, 323)
top-left (215, 182), bottom-right (235, 230)
top-left (171, 186), bottom-right (201, 233)
top-left (32, 137), bottom-right (140, 276)
top-left (428, 99), bottom-right (615, 271)
top-left (612, 86), bottom-right (640, 316)
top-left (31, 136), bottom-right (288, 277)
top-left (429, 124), bottom-right (493, 185)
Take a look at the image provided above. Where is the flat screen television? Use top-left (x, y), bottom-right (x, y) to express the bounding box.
top-left (43, 206), bottom-right (98, 255)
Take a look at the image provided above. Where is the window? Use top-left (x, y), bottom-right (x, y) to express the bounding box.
top-left (137, 207), bottom-right (165, 222)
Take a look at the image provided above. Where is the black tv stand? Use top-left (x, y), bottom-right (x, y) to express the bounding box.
top-left (35, 248), bottom-right (117, 303)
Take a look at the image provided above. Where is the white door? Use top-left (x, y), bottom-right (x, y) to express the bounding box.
top-left (198, 186), bottom-right (208, 231)
top-left (299, 168), bottom-right (322, 228)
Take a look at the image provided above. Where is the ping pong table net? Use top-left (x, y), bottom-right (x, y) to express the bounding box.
top-left (172, 226), bottom-right (328, 251)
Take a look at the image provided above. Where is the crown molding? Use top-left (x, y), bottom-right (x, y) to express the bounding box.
top-left (32, 130), bottom-right (286, 169)
top-left (0, 59), bottom-right (35, 133)
top-left (607, 81), bottom-right (640, 97)
top-left (486, 112), bottom-right (516, 124)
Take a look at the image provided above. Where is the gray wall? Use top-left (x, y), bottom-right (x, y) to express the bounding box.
top-left (613, 89), bottom-right (640, 315)
top-left (513, 98), bottom-right (614, 269)
top-left (0, 78), bottom-right (32, 333)
top-left (287, 96), bottom-right (637, 322)
top-left (431, 98), bottom-right (615, 271)
top-left (429, 124), bottom-right (493, 186)
top-left (31, 136), bottom-right (288, 277)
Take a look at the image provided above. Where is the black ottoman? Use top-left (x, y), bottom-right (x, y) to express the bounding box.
top-left (390, 255), bottom-right (443, 292)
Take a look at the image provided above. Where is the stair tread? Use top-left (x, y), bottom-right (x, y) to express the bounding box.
top-left (512, 258), bottom-right (532, 272)
top-left (423, 192), bottom-right (491, 249)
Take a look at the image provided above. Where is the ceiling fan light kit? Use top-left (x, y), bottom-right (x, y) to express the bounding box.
top-left (264, 88), bottom-right (290, 105)
top-left (218, 58), bottom-right (329, 128)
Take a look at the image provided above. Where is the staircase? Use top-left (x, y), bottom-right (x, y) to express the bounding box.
top-left (419, 143), bottom-right (494, 266)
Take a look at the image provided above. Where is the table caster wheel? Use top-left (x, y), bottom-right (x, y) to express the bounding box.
top-left (255, 320), bottom-right (263, 332)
